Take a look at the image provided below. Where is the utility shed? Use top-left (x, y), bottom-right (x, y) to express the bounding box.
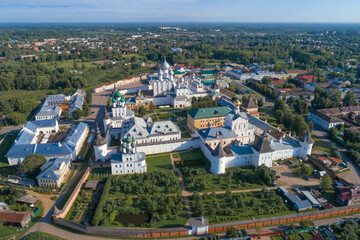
top-left (84, 180), bottom-right (99, 191)
top-left (16, 194), bottom-right (38, 205)
top-left (302, 191), bottom-right (321, 208)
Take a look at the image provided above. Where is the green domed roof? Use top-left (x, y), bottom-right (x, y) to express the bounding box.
top-left (122, 142), bottom-right (127, 148)
top-left (120, 95), bottom-right (126, 102)
top-left (131, 142), bottom-right (136, 148)
top-left (125, 136), bottom-right (132, 143)
top-left (112, 98), bottom-right (117, 103)
top-left (114, 90), bottom-right (122, 98)
top-left (132, 136), bottom-right (136, 143)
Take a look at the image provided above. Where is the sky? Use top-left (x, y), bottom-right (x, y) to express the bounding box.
top-left (1, 0), bottom-right (360, 23)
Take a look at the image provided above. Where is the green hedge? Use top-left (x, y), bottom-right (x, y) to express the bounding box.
top-left (91, 176), bottom-right (112, 226)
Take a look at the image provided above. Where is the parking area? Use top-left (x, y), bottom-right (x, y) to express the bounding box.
top-left (272, 164), bottom-right (320, 189)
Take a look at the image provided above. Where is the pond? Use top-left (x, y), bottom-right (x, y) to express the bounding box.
top-left (114, 213), bottom-right (151, 226)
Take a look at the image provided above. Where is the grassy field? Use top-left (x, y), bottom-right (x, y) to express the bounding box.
top-left (0, 89), bottom-right (58, 101)
top-left (146, 154), bottom-right (173, 172)
top-left (312, 134), bottom-right (331, 154)
top-left (0, 131), bottom-right (18, 166)
top-left (178, 150), bottom-right (268, 192)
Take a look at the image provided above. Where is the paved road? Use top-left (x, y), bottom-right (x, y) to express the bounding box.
top-left (246, 213), bottom-right (360, 235)
top-left (0, 125), bottom-right (23, 134)
top-left (81, 89), bottom-right (113, 132)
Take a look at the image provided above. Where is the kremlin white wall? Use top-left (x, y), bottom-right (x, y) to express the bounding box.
top-left (136, 138), bottom-right (201, 155)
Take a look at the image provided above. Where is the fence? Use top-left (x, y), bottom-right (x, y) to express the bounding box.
top-left (54, 200), bottom-right (360, 238)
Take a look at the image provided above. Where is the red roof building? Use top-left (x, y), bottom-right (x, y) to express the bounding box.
top-left (336, 185), bottom-right (360, 206)
top-left (0, 211), bottom-right (32, 228)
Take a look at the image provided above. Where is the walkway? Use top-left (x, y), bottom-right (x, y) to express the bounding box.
top-left (170, 153), bottom-right (193, 225)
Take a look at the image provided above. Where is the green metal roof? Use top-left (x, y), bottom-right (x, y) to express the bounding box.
top-left (187, 107), bottom-right (232, 119)
top-left (200, 70), bottom-right (214, 75)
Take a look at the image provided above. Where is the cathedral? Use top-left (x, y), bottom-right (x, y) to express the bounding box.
top-left (148, 59), bottom-right (207, 108)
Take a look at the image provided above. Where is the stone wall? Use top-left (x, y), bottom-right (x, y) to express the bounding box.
top-left (54, 203), bottom-right (360, 238)
top-left (136, 138), bottom-right (201, 155)
top-left (56, 166), bottom-right (92, 218)
top-left (92, 76), bottom-right (144, 93)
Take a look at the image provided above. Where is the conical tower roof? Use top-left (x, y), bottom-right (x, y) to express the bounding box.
top-left (300, 130), bottom-right (314, 144)
top-left (252, 132), bottom-right (274, 153)
top-left (94, 125), bottom-right (107, 146)
top-left (213, 141), bottom-right (227, 158)
top-left (104, 111), bottom-right (110, 120)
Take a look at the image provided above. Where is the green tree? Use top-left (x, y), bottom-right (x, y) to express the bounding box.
top-left (274, 98), bottom-right (286, 112)
top-left (21, 154), bottom-right (46, 178)
top-left (320, 175), bottom-right (333, 191)
top-left (343, 91), bottom-right (358, 106)
top-left (257, 98), bottom-right (264, 108)
top-left (138, 106), bottom-right (147, 117)
top-left (262, 76), bottom-right (272, 85)
top-left (226, 227), bottom-right (238, 238)
top-left (72, 109), bottom-right (83, 120)
top-left (328, 127), bottom-right (338, 139)
top-left (5, 112), bottom-right (25, 125)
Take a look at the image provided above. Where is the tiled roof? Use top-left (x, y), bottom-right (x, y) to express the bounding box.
top-left (252, 133), bottom-right (274, 153)
top-left (0, 211), bottom-right (31, 224)
top-left (242, 98), bottom-right (257, 109)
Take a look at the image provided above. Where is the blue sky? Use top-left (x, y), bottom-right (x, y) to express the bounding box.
top-left (1, 0), bottom-right (360, 23)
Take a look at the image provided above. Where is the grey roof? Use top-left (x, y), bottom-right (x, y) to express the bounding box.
top-left (94, 128), bottom-right (107, 146)
top-left (285, 193), bottom-right (312, 210)
top-left (6, 144), bottom-right (35, 158)
top-left (65, 122), bottom-right (88, 147)
top-left (270, 138), bottom-right (300, 151)
top-left (252, 133), bottom-right (274, 153)
top-left (35, 143), bottom-right (73, 156)
top-left (25, 119), bottom-right (57, 131)
top-left (300, 130), bottom-right (314, 144)
top-left (230, 145), bottom-right (253, 155)
top-left (36, 158), bottom-right (70, 180)
top-left (149, 121), bottom-right (180, 135)
top-left (17, 194), bottom-right (38, 204)
top-left (190, 217), bottom-right (209, 227)
top-left (213, 141), bottom-right (227, 158)
top-left (197, 126), bottom-right (237, 141)
top-left (69, 94), bottom-right (84, 112)
top-left (121, 118), bottom-right (149, 139)
top-left (36, 105), bottom-right (61, 117)
top-left (243, 98), bottom-right (257, 109)
top-left (302, 191), bottom-right (320, 206)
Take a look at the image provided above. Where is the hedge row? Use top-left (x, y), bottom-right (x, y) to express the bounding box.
top-left (91, 176), bottom-right (112, 226)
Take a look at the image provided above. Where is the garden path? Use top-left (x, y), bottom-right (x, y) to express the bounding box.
top-left (170, 153), bottom-right (193, 226)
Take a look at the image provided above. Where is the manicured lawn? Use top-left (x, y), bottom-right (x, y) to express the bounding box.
top-left (179, 149), bottom-right (204, 161)
top-left (146, 154), bottom-right (173, 172)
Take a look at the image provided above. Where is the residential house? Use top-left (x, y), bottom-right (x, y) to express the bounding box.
top-left (336, 185), bottom-right (360, 206)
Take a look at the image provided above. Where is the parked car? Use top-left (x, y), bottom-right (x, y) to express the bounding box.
top-left (304, 177), bottom-right (310, 181)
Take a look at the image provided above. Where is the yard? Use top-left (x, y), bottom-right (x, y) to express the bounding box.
top-left (177, 149), bottom-right (274, 192)
top-left (190, 189), bottom-right (295, 224)
top-left (146, 153), bottom-right (173, 172)
top-left (272, 163), bottom-right (320, 189)
top-left (311, 134), bottom-right (331, 155)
